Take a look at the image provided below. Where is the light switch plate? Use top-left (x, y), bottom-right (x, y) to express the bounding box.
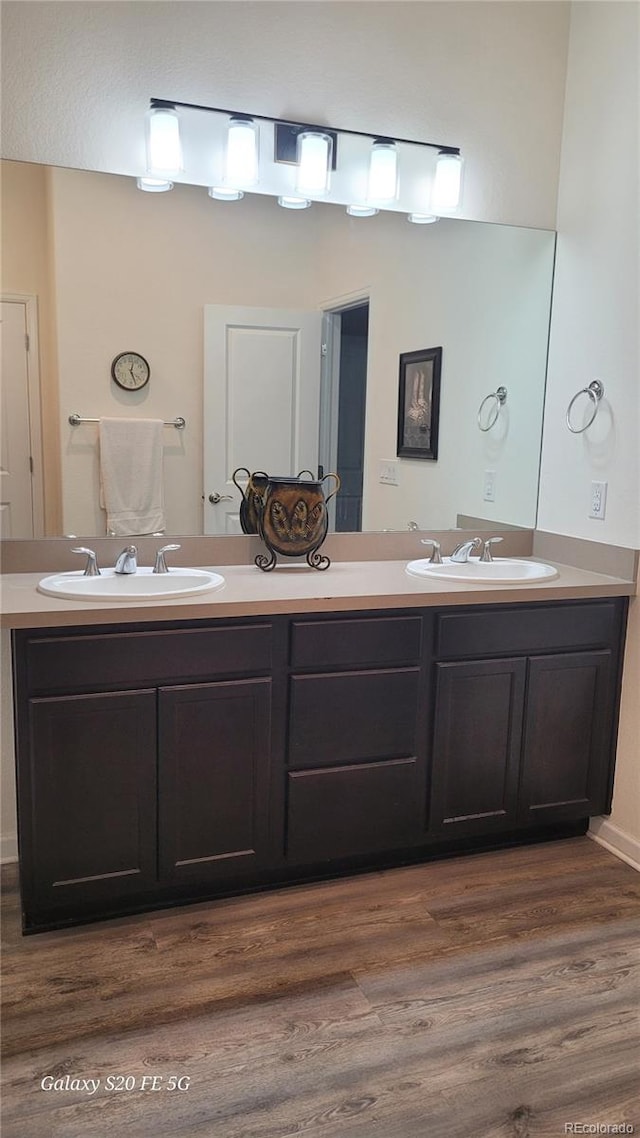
top-left (379, 460), bottom-right (399, 486)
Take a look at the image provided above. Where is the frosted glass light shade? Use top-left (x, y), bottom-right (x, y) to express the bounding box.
top-left (347, 204), bottom-right (378, 217)
top-left (146, 108), bottom-right (183, 176)
top-left (209, 186), bottom-right (244, 201)
top-left (278, 196), bottom-right (311, 210)
top-left (431, 152), bottom-right (463, 212)
top-left (296, 131), bottom-right (332, 196)
top-left (408, 213), bottom-right (438, 224)
top-left (367, 141), bottom-right (398, 204)
top-left (136, 177), bottom-right (174, 193)
top-left (226, 117), bottom-right (259, 187)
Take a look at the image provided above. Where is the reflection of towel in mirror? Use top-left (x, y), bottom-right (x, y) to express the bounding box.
top-left (99, 418), bottom-right (166, 536)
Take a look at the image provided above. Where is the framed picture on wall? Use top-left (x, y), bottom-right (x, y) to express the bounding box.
top-left (397, 346), bottom-right (442, 459)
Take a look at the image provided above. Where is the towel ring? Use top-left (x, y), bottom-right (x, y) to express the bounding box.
top-left (566, 380), bottom-right (604, 434)
top-left (477, 386), bottom-right (507, 432)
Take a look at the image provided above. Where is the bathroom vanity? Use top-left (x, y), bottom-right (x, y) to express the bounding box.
top-left (5, 560), bottom-right (630, 933)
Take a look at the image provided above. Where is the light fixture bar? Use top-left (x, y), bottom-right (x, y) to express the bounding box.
top-left (149, 97), bottom-right (461, 156)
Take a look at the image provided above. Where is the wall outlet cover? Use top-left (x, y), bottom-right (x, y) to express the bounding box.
top-left (483, 470), bottom-right (496, 502)
top-left (589, 480), bottom-right (608, 520)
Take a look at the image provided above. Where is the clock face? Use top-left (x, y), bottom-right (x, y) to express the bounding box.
top-left (111, 352), bottom-right (150, 391)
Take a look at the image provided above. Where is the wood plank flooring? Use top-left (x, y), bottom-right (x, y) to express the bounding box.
top-left (2, 837), bottom-right (639, 1137)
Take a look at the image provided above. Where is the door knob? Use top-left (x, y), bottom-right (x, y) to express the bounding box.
top-left (208, 491), bottom-right (233, 504)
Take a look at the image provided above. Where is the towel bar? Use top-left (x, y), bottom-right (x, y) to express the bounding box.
top-left (68, 413), bottom-right (186, 429)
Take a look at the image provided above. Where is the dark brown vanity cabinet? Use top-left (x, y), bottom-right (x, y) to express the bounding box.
top-left (430, 601), bottom-right (626, 838)
top-left (285, 614), bottom-right (432, 863)
top-left (13, 620), bottom-right (276, 929)
top-left (12, 597), bottom-right (627, 931)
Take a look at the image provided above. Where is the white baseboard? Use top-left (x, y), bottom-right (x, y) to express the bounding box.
top-left (0, 833), bottom-right (18, 864)
top-left (589, 818), bottom-right (640, 872)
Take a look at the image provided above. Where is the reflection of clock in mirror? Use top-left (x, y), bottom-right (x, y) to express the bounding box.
top-left (111, 351), bottom-right (151, 391)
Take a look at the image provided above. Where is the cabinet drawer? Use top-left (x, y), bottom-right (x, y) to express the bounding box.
top-left (288, 668), bottom-right (420, 768)
top-left (286, 758), bottom-right (422, 862)
top-left (23, 623), bottom-right (272, 694)
top-left (436, 602), bottom-right (619, 660)
top-left (290, 615), bottom-right (422, 670)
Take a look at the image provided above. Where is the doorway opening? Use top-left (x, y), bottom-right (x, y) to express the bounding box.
top-left (319, 300), bottom-right (369, 532)
top-left (1, 294), bottom-right (45, 538)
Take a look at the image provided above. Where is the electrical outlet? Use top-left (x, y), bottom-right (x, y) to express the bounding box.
top-left (483, 470), bottom-right (496, 502)
top-left (589, 480), bottom-right (608, 520)
top-left (379, 460), bottom-right (399, 486)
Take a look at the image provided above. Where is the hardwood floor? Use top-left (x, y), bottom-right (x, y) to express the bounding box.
top-left (2, 837), bottom-right (639, 1137)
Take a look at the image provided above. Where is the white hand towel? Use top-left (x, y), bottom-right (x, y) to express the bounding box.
top-left (99, 418), bottom-right (166, 536)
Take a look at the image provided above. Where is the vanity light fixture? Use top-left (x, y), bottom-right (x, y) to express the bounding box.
top-left (295, 131), bottom-right (333, 196)
top-left (278, 195), bottom-right (311, 209)
top-left (145, 106), bottom-right (183, 177)
top-left (431, 151), bottom-right (464, 212)
top-left (367, 139), bottom-right (398, 204)
top-left (139, 99), bottom-right (463, 218)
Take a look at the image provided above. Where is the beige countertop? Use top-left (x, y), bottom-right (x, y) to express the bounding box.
top-left (0, 558), bottom-right (635, 629)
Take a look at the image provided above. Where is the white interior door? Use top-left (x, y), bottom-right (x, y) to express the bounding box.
top-left (203, 305), bottom-right (323, 534)
top-left (0, 300), bottom-right (37, 537)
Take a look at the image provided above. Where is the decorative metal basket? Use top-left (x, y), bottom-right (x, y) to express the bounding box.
top-left (233, 468), bottom-right (340, 571)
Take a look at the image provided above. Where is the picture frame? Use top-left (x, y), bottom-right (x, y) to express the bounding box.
top-left (397, 346), bottom-right (442, 460)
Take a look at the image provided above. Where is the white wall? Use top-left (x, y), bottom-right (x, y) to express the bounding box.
top-left (537, 2), bottom-right (639, 866)
top-left (1, 1), bottom-right (569, 229)
top-left (538, 1), bottom-right (639, 549)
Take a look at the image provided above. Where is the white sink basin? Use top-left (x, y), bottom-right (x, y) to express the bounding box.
top-left (405, 557), bottom-right (559, 583)
top-left (38, 567), bottom-right (225, 601)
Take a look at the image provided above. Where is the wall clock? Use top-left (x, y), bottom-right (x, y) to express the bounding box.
top-left (111, 351), bottom-right (151, 391)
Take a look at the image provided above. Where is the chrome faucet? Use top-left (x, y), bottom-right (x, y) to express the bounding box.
top-left (480, 536), bottom-right (504, 562)
top-left (71, 547), bottom-right (100, 576)
top-left (114, 545), bottom-right (138, 574)
top-left (420, 538), bottom-right (443, 564)
top-left (450, 537), bottom-right (482, 563)
top-left (153, 544), bottom-right (181, 574)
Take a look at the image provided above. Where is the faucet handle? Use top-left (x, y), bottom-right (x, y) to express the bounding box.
top-left (71, 547), bottom-right (100, 577)
top-left (153, 543), bottom-right (181, 574)
top-left (480, 536), bottom-right (504, 562)
top-left (420, 538), bottom-right (443, 564)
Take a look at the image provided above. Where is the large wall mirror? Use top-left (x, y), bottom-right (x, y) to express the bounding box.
top-left (2, 159), bottom-right (555, 539)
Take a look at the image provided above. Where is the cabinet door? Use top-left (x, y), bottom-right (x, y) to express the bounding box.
top-left (430, 658), bottom-right (526, 837)
top-left (519, 651), bottom-right (614, 824)
top-left (158, 679), bottom-right (272, 883)
top-left (23, 690), bottom-right (157, 919)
